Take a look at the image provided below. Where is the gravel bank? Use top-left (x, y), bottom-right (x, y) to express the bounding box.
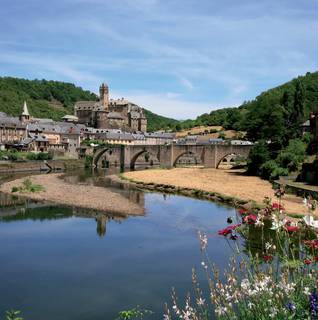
top-left (0, 174), bottom-right (144, 216)
top-left (123, 168), bottom-right (316, 216)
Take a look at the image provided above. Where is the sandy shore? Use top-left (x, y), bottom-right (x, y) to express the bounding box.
top-left (0, 174), bottom-right (144, 216)
top-left (124, 168), bottom-right (316, 216)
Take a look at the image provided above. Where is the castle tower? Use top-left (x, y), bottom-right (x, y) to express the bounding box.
top-left (99, 83), bottom-right (109, 111)
top-left (19, 101), bottom-right (30, 123)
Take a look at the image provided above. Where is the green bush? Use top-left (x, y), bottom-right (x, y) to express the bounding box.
top-left (260, 160), bottom-right (288, 180)
top-left (26, 152), bottom-right (52, 161)
top-left (11, 186), bottom-right (19, 193)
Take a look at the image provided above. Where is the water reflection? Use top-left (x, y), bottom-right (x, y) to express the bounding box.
top-left (0, 200), bottom-right (138, 239)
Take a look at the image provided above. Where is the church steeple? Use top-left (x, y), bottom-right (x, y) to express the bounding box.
top-left (20, 101), bottom-right (30, 122)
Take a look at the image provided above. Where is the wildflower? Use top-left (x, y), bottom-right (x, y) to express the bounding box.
top-left (272, 202), bottom-right (285, 211)
top-left (196, 298), bottom-right (205, 306)
top-left (271, 220), bottom-right (284, 230)
top-left (238, 208), bottom-right (248, 215)
top-left (218, 227), bottom-right (232, 236)
top-left (263, 255), bottom-right (273, 263)
top-left (243, 214), bottom-right (257, 224)
top-left (286, 302), bottom-right (296, 312)
top-left (255, 217), bottom-right (264, 227)
top-left (285, 225), bottom-right (300, 232)
top-left (309, 292), bottom-right (318, 318)
top-left (304, 287), bottom-right (311, 296)
top-left (247, 302), bottom-right (254, 309)
top-left (304, 258), bottom-right (312, 265)
top-left (265, 242), bottom-right (272, 251)
top-left (303, 215), bottom-right (318, 228)
top-left (215, 306), bottom-right (227, 316)
top-left (304, 239), bottom-right (318, 249)
top-left (217, 224), bottom-right (241, 236)
top-left (240, 278), bottom-right (250, 291)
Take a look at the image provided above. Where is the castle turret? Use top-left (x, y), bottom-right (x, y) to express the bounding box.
top-left (99, 83), bottom-right (109, 111)
top-left (19, 101), bottom-right (30, 123)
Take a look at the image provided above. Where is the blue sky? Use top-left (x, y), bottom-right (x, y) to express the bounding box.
top-left (0, 0), bottom-right (317, 119)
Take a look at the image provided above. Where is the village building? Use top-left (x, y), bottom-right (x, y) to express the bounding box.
top-left (74, 83), bottom-right (147, 132)
top-left (0, 112), bottom-right (27, 147)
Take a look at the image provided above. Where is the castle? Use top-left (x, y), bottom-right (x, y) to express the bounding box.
top-left (74, 83), bottom-right (147, 132)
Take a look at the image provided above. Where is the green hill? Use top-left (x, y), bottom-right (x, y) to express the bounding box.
top-left (184, 71), bottom-right (318, 139)
top-left (143, 109), bottom-right (179, 132)
top-left (0, 77), bottom-right (98, 120)
top-left (0, 76), bottom-right (179, 131)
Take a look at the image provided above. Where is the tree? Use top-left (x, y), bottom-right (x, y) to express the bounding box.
top-left (247, 140), bottom-right (271, 175)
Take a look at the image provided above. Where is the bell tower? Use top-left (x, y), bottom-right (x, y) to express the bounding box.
top-left (99, 83), bottom-right (109, 111)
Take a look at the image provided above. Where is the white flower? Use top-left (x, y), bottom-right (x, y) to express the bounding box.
top-left (255, 218), bottom-right (264, 227)
top-left (215, 306), bottom-right (227, 316)
top-left (265, 242), bottom-right (272, 250)
top-left (304, 287), bottom-right (310, 296)
top-left (303, 215), bottom-right (318, 229)
top-left (196, 298), bottom-right (205, 306)
top-left (270, 217), bottom-right (285, 230)
top-left (241, 278), bottom-right (250, 291)
top-left (248, 302), bottom-right (254, 309)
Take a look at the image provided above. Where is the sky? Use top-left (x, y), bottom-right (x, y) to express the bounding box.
top-left (0, 0), bottom-right (317, 119)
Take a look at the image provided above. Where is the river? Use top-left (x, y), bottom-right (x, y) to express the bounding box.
top-left (0, 169), bottom-right (242, 320)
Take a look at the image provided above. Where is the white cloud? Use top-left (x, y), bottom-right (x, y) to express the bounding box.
top-left (111, 90), bottom-right (238, 119)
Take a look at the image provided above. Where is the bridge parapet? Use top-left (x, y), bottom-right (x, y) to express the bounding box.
top-left (91, 143), bottom-right (253, 169)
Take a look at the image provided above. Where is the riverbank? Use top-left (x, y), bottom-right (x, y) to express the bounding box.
top-left (0, 159), bottom-right (85, 173)
top-left (122, 168), bottom-right (316, 216)
top-left (0, 174), bottom-right (144, 216)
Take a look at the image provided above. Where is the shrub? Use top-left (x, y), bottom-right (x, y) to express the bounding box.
top-left (260, 160), bottom-right (288, 180)
top-left (11, 187), bottom-right (19, 193)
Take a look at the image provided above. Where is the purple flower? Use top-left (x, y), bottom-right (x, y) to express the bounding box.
top-left (286, 302), bottom-right (296, 312)
top-left (310, 292), bottom-right (318, 318)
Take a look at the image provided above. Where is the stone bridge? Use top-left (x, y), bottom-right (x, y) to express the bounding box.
top-left (92, 143), bottom-right (253, 169)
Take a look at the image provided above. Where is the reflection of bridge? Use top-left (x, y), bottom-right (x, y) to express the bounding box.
top-left (92, 143), bottom-right (253, 169)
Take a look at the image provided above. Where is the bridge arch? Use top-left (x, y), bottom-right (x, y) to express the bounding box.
top-left (130, 149), bottom-right (160, 169)
top-left (216, 152), bottom-right (247, 169)
top-left (173, 150), bottom-right (204, 167)
top-left (93, 148), bottom-right (118, 168)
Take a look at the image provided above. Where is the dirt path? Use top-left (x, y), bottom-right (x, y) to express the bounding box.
top-left (124, 168), bottom-right (316, 216)
top-left (0, 174), bottom-right (144, 216)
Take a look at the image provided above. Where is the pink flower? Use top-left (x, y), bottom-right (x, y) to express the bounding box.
top-left (304, 258), bottom-right (312, 265)
top-left (272, 202), bottom-right (285, 211)
top-left (263, 255), bottom-right (273, 263)
top-left (218, 228), bottom-right (232, 236)
top-left (217, 224), bottom-right (241, 236)
top-left (285, 225), bottom-right (300, 232)
top-left (243, 214), bottom-right (257, 224)
top-left (238, 209), bottom-right (248, 215)
top-left (304, 240), bottom-right (318, 250)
